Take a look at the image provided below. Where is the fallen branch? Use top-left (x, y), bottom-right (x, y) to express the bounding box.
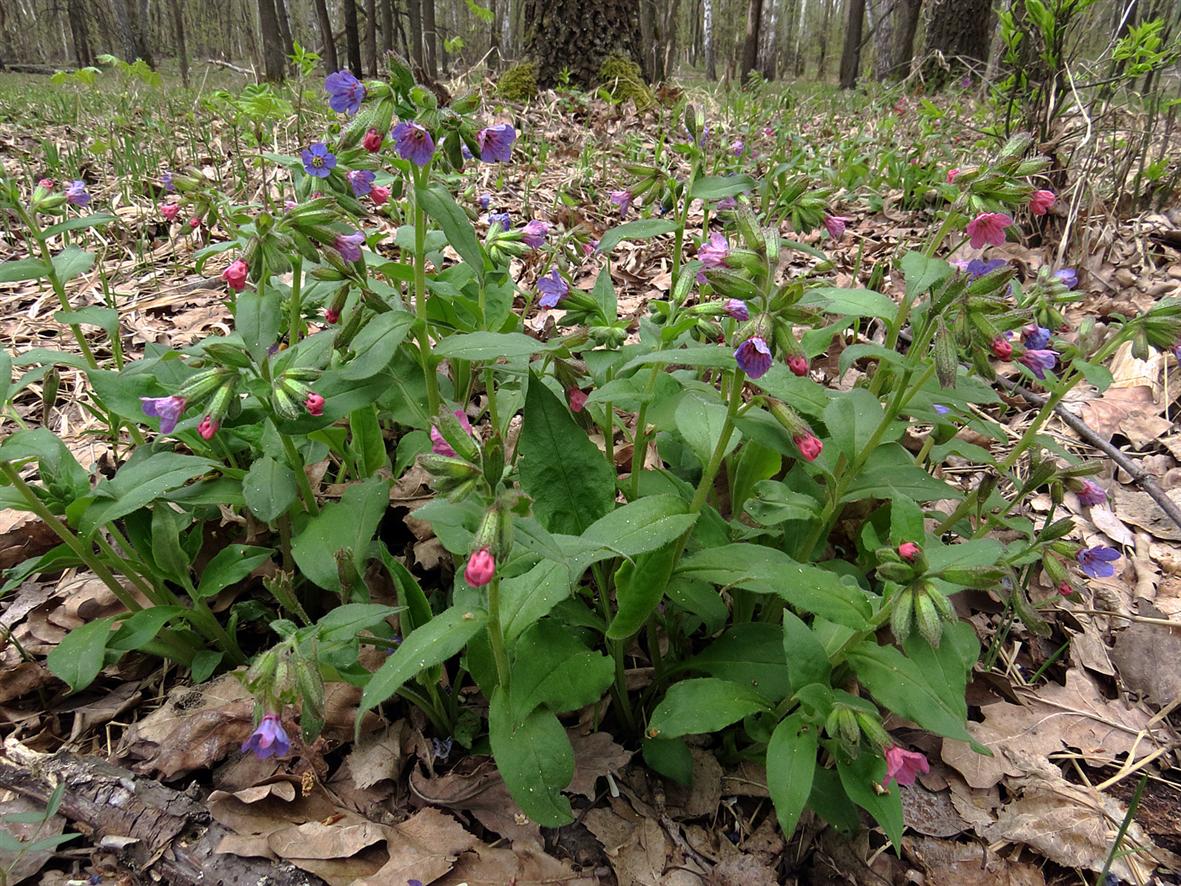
top-left (996, 376), bottom-right (1181, 532)
top-left (0, 737), bottom-right (320, 886)
top-left (203, 58), bottom-right (255, 77)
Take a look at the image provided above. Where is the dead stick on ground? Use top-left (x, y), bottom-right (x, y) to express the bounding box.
top-left (996, 376), bottom-right (1181, 532)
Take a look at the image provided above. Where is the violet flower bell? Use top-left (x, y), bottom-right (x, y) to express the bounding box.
top-left (140, 395), bottom-right (186, 434)
top-left (241, 713), bottom-right (291, 759)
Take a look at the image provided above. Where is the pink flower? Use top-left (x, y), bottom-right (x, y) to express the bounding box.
top-left (197, 415), bottom-right (219, 440)
top-left (38, 178), bottom-right (55, 189)
top-left (362, 128), bottom-right (383, 152)
top-left (965, 212), bottom-right (1013, 249)
top-left (521, 220), bottom-right (549, 250)
top-left (883, 745), bottom-right (929, 787)
top-left (898, 542), bottom-right (921, 561)
top-left (567, 388), bottom-right (588, 413)
top-left (324, 307), bottom-right (340, 324)
top-left (430, 410), bottom-right (474, 457)
top-left (1029, 189), bottom-right (1055, 216)
top-left (465, 547), bottom-right (495, 587)
top-left (787, 355), bottom-right (809, 377)
top-left (189, 216), bottom-right (202, 230)
top-left (222, 259), bottom-right (249, 292)
top-left (946, 168), bottom-right (961, 183)
top-left (823, 214), bottom-right (850, 240)
top-left (794, 432), bottom-right (823, 462)
top-left (723, 299), bottom-right (749, 321)
top-left (305, 392), bottom-right (325, 416)
top-left (991, 337), bottom-right (1013, 360)
top-left (1076, 479), bottom-right (1106, 506)
top-left (370, 185), bottom-right (390, 206)
top-left (160, 202), bottom-right (180, 222)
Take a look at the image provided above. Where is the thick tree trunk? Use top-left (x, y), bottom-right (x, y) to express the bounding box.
top-left (523, 0), bottom-right (643, 88)
top-left (488, 0), bottom-right (500, 65)
top-left (169, 0), bottom-right (188, 86)
top-left (313, 0), bottom-right (339, 70)
top-left (639, 0), bottom-right (656, 80)
top-left (364, 0), bottom-right (377, 72)
top-left (816, 0), bottom-right (834, 78)
top-left (703, 0), bottom-right (716, 79)
top-left (257, 0), bottom-right (287, 80)
top-left (380, 0), bottom-right (394, 52)
top-left (408, 0), bottom-right (424, 70)
top-left (893, 0), bottom-right (922, 79)
top-left (422, 0), bottom-right (438, 76)
top-left (110, 0), bottom-right (154, 65)
top-left (275, 0), bottom-right (294, 61)
top-left (343, 0), bottom-right (363, 75)
top-left (870, 0), bottom-right (921, 80)
top-left (838, 0), bottom-right (865, 88)
top-left (67, 0), bottom-right (94, 68)
top-left (740, 0), bottom-right (763, 80)
top-left (660, 0), bottom-right (682, 80)
top-left (922, 0), bottom-right (991, 83)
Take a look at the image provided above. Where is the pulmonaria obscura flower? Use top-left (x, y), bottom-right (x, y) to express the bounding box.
top-left (301, 142), bottom-right (336, 178)
top-left (140, 396), bottom-right (186, 434)
top-left (898, 542), bottom-right (921, 561)
top-left (537, 268), bottom-right (568, 308)
top-left (697, 233), bottom-right (730, 273)
top-left (1018, 348), bottom-right (1057, 380)
top-left (787, 355), bottom-right (809, 377)
top-left (305, 392), bottom-right (325, 416)
top-left (609, 190), bottom-right (633, 217)
top-left (197, 415), bottom-right (219, 440)
top-left (823, 214), bottom-right (850, 240)
top-left (991, 337), bottom-right (1013, 360)
top-left (392, 121), bottom-right (435, 167)
top-left (1054, 268), bottom-right (1078, 289)
top-left (160, 202), bottom-right (180, 222)
top-left (162, 170), bottom-right (175, 192)
top-left (1022, 324), bottom-right (1051, 350)
top-left (1076, 479), bottom-right (1107, 506)
top-left (947, 168), bottom-right (961, 183)
top-left (734, 337), bottom-right (772, 379)
top-left (723, 299), bottom-right (749, 321)
top-left (478, 193), bottom-right (492, 210)
top-left (487, 211), bottom-right (511, 233)
top-left (476, 123), bottom-right (517, 163)
top-left (521, 220), bottom-right (549, 249)
top-left (964, 257), bottom-right (1007, 279)
top-left (222, 259), bottom-right (249, 292)
top-left (966, 212), bottom-right (1013, 249)
top-left (242, 713), bottom-right (290, 759)
top-left (348, 169), bottom-right (375, 197)
top-left (794, 432), bottom-right (823, 462)
top-left (430, 410), bottom-right (473, 457)
top-left (1029, 189), bottom-right (1056, 216)
top-left (362, 128), bottom-right (383, 152)
top-left (65, 180), bottom-right (90, 207)
top-left (324, 307), bottom-right (340, 324)
top-left (465, 547), bottom-right (496, 587)
top-left (731, 139), bottom-right (745, 156)
top-left (567, 388), bottom-right (588, 413)
top-left (1077, 545), bottom-right (1120, 579)
top-left (883, 745), bottom-right (929, 787)
top-left (324, 69), bottom-right (365, 115)
top-left (335, 230), bottom-right (365, 263)
top-left (370, 185), bottom-right (390, 206)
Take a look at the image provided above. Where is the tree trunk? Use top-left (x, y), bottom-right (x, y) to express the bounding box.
top-left (870, 0), bottom-right (921, 80)
top-left (922, 0), bottom-right (991, 83)
top-left (740, 0), bottom-right (763, 80)
top-left (893, 0), bottom-right (922, 79)
top-left (816, 0), bottom-right (834, 78)
top-left (758, 0), bottom-right (776, 78)
top-left (703, 0), bottom-right (715, 78)
top-left (364, 0), bottom-right (377, 72)
top-left (660, 0), bottom-right (682, 80)
top-left (257, 0), bottom-right (287, 79)
top-left (275, 0), bottom-right (294, 60)
top-left (313, 0), bottom-right (339, 70)
top-left (422, 0), bottom-right (437, 77)
top-left (343, 0), bottom-right (363, 75)
top-left (67, 0), bottom-right (94, 67)
top-left (110, 0), bottom-right (154, 65)
top-left (793, 0), bottom-right (807, 76)
top-left (169, 0), bottom-right (188, 86)
top-left (868, 0), bottom-right (894, 80)
top-left (488, 0), bottom-right (500, 64)
top-left (523, 0), bottom-right (643, 88)
top-left (380, 0), bottom-right (394, 52)
top-left (408, 0), bottom-right (424, 70)
top-left (838, 0), bottom-right (865, 88)
top-left (638, 0), bottom-right (656, 80)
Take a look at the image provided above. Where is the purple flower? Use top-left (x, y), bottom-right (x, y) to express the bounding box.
top-left (731, 139), bottom-right (745, 156)
top-left (966, 212), bottom-right (1013, 249)
top-left (488, 211), bottom-right (511, 233)
top-left (537, 268), bottom-right (568, 308)
top-left (476, 123), bottom-right (517, 162)
top-left (431, 736), bottom-right (454, 761)
top-left (965, 258), bottom-right (1007, 279)
top-left (933, 404), bottom-right (950, 415)
top-left (335, 230), bottom-right (365, 262)
top-left (724, 299), bottom-right (749, 321)
top-left (461, 143), bottom-right (473, 161)
top-left (478, 193), bottom-right (491, 210)
top-left (610, 190), bottom-right (633, 216)
top-left (408, 881), bottom-right (424, 886)
top-left (521, 220), bottom-right (549, 249)
top-left (1077, 545), bottom-right (1120, 579)
top-left (1054, 268), bottom-right (1078, 289)
top-left (1022, 324), bottom-right (1051, 350)
top-left (65, 180), bottom-right (90, 207)
top-left (241, 713), bottom-right (290, 759)
top-left (1076, 479), bottom-right (1107, 506)
top-left (140, 395), bottom-right (186, 433)
top-left (1018, 348), bottom-right (1057, 379)
top-left (391, 121), bottom-right (435, 167)
top-left (301, 143), bottom-right (336, 178)
top-left (325, 70), bottom-right (365, 115)
top-left (162, 171), bottom-right (175, 192)
top-left (347, 169), bottom-right (375, 197)
top-left (696, 232), bottom-right (730, 283)
top-left (735, 337), bottom-right (772, 379)
top-left (823, 215), bottom-right (850, 240)
top-left (715, 196), bottom-right (737, 211)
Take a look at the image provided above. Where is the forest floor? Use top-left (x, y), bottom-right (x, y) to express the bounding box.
top-left (1, 67), bottom-right (1181, 885)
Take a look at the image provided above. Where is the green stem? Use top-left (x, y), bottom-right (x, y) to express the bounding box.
top-left (288, 253), bottom-right (303, 346)
top-left (412, 170), bottom-right (442, 416)
top-left (485, 575), bottom-right (511, 693)
top-left (280, 430), bottom-right (319, 515)
top-left (628, 365), bottom-right (665, 500)
top-left (179, 574), bottom-right (246, 664)
top-left (20, 208), bottom-right (97, 370)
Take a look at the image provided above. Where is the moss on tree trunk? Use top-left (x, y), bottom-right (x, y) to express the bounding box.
top-left (523, 0), bottom-right (643, 89)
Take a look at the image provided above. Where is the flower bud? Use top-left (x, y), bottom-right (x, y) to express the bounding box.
top-left (898, 542), bottom-right (921, 562)
top-left (464, 547), bottom-right (495, 587)
top-left (305, 392), bottom-right (325, 416)
top-left (913, 590), bottom-right (943, 647)
top-left (855, 711), bottom-right (892, 750)
top-left (891, 588), bottom-right (914, 644)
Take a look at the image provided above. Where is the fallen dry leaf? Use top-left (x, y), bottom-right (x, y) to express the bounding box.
top-left (905, 834), bottom-right (1046, 885)
top-left (436, 838), bottom-right (598, 885)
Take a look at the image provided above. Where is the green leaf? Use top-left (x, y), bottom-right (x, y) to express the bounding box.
top-left (350, 405), bottom-right (388, 477)
top-left (1075, 360), bottom-right (1113, 392)
top-left (596, 219), bottom-right (678, 255)
top-left (518, 376), bottom-right (614, 535)
top-left (675, 392), bottom-right (739, 468)
top-left (433, 331), bottom-right (550, 361)
top-left (781, 611), bottom-right (832, 694)
top-left (824, 388), bottom-right (894, 463)
top-left (925, 538), bottom-right (1003, 573)
top-left (687, 623), bottom-right (791, 702)
top-left (744, 480), bottom-right (821, 525)
top-left (647, 677), bottom-right (770, 738)
top-left (191, 650), bottom-right (223, 682)
top-left (840, 444), bottom-right (960, 503)
top-left (690, 173), bottom-right (757, 201)
top-left (243, 456), bottom-right (298, 522)
top-left (0, 349), bottom-right (11, 405)
top-left (235, 287), bottom-right (282, 361)
top-left (846, 640), bottom-right (972, 741)
top-left (500, 560), bottom-right (574, 643)
top-left (358, 605), bottom-right (488, 723)
top-left (316, 603), bottom-right (401, 644)
top-left (808, 765), bottom-right (860, 832)
top-left (108, 606), bottom-right (185, 652)
top-left (418, 184), bottom-right (485, 277)
top-left (800, 287), bottom-right (897, 320)
top-left (608, 544), bottom-right (678, 640)
top-left (509, 621), bottom-right (614, 721)
top-left (55, 306), bottom-right (118, 337)
top-left (196, 545), bottom-right (273, 598)
top-left (642, 737), bottom-right (694, 785)
top-left (766, 713), bottom-right (818, 838)
top-left (51, 246), bottom-right (95, 282)
top-left (578, 494), bottom-right (697, 562)
top-left (47, 617), bottom-right (115, 692)
top-left (0, 257), bottom-right (48, 283)
top-left (292, 477), bottom-right (389, 591)
top-left (901, 251), bottom-right (953, 300)
top-left (488, 688), bottom-right (574, 826)
top-left (341, 310), bottom-right (414, 380)
top-left (837, 752), bottom-right (903, 851)
top-left (81, 451), bottom-right (217, 534)
top-left (42, 212), bottom-right (116, 238)
top-left (618, 344), bottom-right (737, 374)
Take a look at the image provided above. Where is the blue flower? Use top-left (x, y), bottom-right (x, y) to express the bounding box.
top-left (347, 169), bottom-right (375, 197)
top-left (487, 211), bottom-right (511, 233)
top-left (477, 123), bottom-right (517, 163)
top-left (162, 170), bottom-right (175, 192)
top-left (965, 258), bottom-right (1007, 279)
top-left (1018, 348), bottom-right (1057, 380)
top-left (324, 70), bottom-right (365, 115)
top-left (933, 404), bottom-right (950, 415)
top-left (140, 395), bottom-right (186, 434)
top-left (537, 268), bottom-right (568, 308)
top-left (734, 337), bottom-right (772, 379)
top-left (1077, 545), bottom-right (1120, 579)
top-left (65, 180), bottom-right (91, 207)
top-left (1022, 324), bottom-right (1051, 350)
top-left (241, 713), bottom-right (290, 759)
top-left (335, 230), bottom-right (365, 262)
top-left (301, 142), bottom-right (337, 178)
top-left (391, 121), bottom-right (436, 167)
top-left (1054, 268), bottom-right (1078, 289)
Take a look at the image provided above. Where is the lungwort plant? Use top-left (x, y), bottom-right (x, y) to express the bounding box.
top-left (3, 63), bottom-right (1180, 848)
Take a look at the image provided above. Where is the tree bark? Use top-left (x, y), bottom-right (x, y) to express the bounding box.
top-left (816, 0), bottom-right (834, 78)
top-left (110, 0), bottom-right (154, 65)
top-left (922, 0), bottom-right (991, 83)
top-left (893, 0), bottom-right (922, 79)
top-left (257, 0), bottom-right (287, 80)
top-left (740, 0), bottom-right (764, 80)
top-left (67, 0), bottom-right (94, 68)
top-left (313, 0), bottom-right (339, 70)
top-left (364, 0), bottom-right (377, 72)
top-left (488, 0), bottom-right (500, 65)
top-left (838, 0), bottom-right (865, 88)
top-left (703, 0), bottom-right (716, 79)
top-left (523, 0), bottom-right (643, 88)
top-left (275, 0), bottom-right (295, 61)
top-left (343, 0), bottom-right (363, 75)
top-left (408, 0), bottom-right (424, 70)
top-left (870, 0), bottom-right (921, 80)
top-left (169, 0), bottom-right (189, 86)
top-left (380, 0), bottom-right (394, 52)
top-left (421, 0), bottom-right (437, 76)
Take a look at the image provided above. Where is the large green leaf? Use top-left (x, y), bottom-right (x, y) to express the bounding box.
top-left (782, 611), bottom-right (832, 694)
top-left (823, 388), bottom-right (896, 463)
top-left (766, 713), bottom-right (818, 838)
top-left (81, 451), bottom-right (217, 534)
top-left (618, 344), bottom-right (736, 374)
top-left (608, 544), bottom-right (678, 640)
top-left (488, 688), bottom-right (574, 826)
top-left (316, 603), bottom-right (402, 645)
top-left (42, 212), bottom-right (116, 238)
top-left (596, 219), bottom-right (678, 256)
top-left (837, 752), bottom-right (903, 851)
top-left (687, 623), bottom-right (791, 702)
top-left (647, 677), bottom-right (770, 738)
top-left (577, 494), bottom-right (697, 563)
top-left (500, 559), bottom-right (573, 643)
top-left (51, 246), bottom-right (95, 282)
top-left (0, 258), bottom-right (48, 283)
top-left (196, 545), bottom-right (273, 598)
top-left (235, 287), bottom-right (282, 361)
top-left (433, 331), bottom-right (549, 361)
top-left (675, 392), bottom-right (739, 468)
top-left (846, 640), bottom-right (972, 742)
top-left (800, 287), bottom-right (897, 320)
top-left (291, 477), bottom-right (388, 591)
top-left (508, 620), bottom-right (614, 721)
top-left (417, 184), bottom-right (485, 278)
top-left (341, 310), bottom-right (414, 380)
top-left (518, 376), bottom-right (614, 535)
top-left (46, 617), bottom-right (115, 693)
top-left (243, 456), bottom-right (298, 522)
top-left (690, 173), bottom-right (757, 201)
top-left (840, 444), bottom-right (960, 503)
top-left (901, 251), bottom-right (953, 300)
